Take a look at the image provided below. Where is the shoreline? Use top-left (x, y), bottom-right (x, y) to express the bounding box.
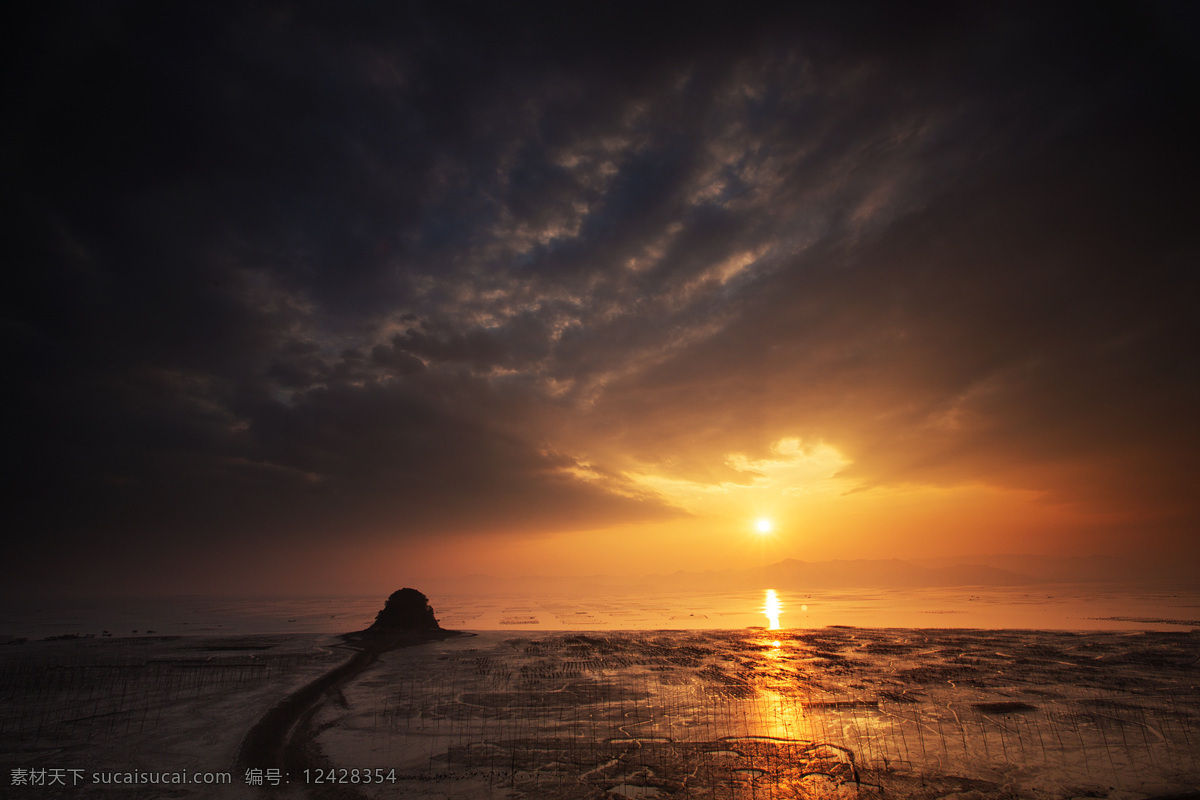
top-left (4, 616), bottom-right (1200, 653)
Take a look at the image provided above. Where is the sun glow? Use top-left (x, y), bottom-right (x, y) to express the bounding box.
top-left (755, 518), bottom-right (773, 534)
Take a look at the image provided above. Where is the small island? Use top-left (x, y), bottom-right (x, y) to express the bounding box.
top-left (343, 587), bottom-right (444, 642)
top-left (237, 588), bottom-right (460, 772)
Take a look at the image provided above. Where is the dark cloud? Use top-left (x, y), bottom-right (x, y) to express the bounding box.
top-left (4, 2), bottom-right (1198, 594)
top-left (594, 112), bottom-right (1199, 516)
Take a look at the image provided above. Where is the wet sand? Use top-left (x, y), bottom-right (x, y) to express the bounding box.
top-left (312, 628), bottom-right (1200, 800)
top-left (3, 627), bottom-right (1199, 799)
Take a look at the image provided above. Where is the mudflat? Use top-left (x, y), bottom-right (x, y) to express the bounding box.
top-left (3, 627), bottom-right (1200, 799)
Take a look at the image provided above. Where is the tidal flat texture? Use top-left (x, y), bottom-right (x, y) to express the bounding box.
top-left (3, 628), bottom-right (1200, 799)
top-left (316, 628), bottom-right (1200, 800)
top-left (1, 634), bottom-right (342, 799)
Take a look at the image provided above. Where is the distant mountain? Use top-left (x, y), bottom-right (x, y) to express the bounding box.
top-left (426, 557), bottom-right (1041, 594)
top-left (758, 558), bottom-right (1037, 589)
top-left (906, 554), bottom-right (1191, 585)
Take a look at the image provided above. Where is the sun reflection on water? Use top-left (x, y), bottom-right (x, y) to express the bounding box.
top-left (763, 588), bottom-right (782, 630)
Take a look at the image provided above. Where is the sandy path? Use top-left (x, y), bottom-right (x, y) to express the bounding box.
top-left (234, 629), bottom-right (461, 794)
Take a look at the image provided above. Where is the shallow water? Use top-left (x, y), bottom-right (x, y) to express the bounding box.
top-left (3, 585), bottom-right (1199, 640)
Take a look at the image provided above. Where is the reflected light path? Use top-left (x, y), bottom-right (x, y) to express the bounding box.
top-left (763, 588), bottom-right (782, 630)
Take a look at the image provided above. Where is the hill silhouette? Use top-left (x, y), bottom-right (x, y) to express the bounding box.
top-left (366, 587), bottom-right (441, 633)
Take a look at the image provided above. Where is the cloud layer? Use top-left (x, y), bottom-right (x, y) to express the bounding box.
top-left (6, 3), bottom-right (1198, 594)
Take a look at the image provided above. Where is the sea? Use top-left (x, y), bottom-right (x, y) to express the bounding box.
top-left (2, 584), bottom-right (1198, 640)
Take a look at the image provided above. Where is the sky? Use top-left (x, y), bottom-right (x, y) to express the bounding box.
top-left (5, 2), bottom-right (1199, 597)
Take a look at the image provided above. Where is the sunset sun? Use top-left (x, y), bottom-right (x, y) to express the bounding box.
top-left (755, 518), bottom-right (774, 534)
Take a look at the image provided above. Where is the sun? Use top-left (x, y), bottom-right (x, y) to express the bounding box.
top-left (755, 518), bottom-right (773, 534)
